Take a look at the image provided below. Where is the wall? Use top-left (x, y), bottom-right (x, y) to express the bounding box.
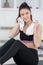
top-left (0, 9), bottom-right (19, 40)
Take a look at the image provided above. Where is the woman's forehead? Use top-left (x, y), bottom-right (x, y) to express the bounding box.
top-left (20, 8), bottom-right (30, 13)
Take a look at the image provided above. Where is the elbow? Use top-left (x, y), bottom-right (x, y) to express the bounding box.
top-left (8, 35), bottom-right (13, 38)
top-left (34, 39), bottom-right (41, 48)
top-left (8, 35), bottom-right (12, 38)
top-left (35, 43), bottom-right (41, 48)
top-left (8, 33), bottom-right (14, 38)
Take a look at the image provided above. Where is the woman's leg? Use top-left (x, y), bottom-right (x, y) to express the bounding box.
top-left (0, 38), bottom-right (15, 57)
top-left (13, 52), bottom-right (22, 65)
top-left (13, 45), bottom-right (39, 65)
top-left (0, 40), bottom-right (38, 65)
top-left (0, 40), bottom-right (22, 64)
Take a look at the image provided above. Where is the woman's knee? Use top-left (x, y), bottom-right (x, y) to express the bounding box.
top-left (15, 40), bottom-right (23, 47)
top-left (7, 38), bottom-right (16, 43)
top-left (9, 38), bottom-right (16, 41)
top-left (16, 40), bottom-right (21, 44)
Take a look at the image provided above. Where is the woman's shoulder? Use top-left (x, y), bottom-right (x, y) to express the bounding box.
top-left (33, 20), bottom-right (41, 27)
top-left (33, 20), bottom-right (39, 24)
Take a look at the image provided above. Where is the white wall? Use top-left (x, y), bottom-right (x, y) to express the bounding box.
top-left (0, 9), bottom-right (19, 40)
top-left (0, 9), bottom-right (18, 27)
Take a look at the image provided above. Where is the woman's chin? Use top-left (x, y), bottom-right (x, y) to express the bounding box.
top-left (25, 21), bottom-right (29, 23)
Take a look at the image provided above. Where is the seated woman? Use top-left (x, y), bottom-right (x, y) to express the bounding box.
top-left (0, 2), bottom-right (42, 65)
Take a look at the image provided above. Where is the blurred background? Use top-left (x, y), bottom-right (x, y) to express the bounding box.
top-left (0, 0), bottom-right (43, 41)
top-left (0, 0), bottom-right (43, 63)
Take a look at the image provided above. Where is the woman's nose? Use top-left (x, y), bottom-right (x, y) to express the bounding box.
top-left (24, 14), bottom-right (27, 18)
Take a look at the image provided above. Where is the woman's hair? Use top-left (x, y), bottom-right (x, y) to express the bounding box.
top-left (17, 2), bottom-right (32, 22)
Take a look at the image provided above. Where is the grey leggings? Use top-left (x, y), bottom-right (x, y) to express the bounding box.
top-left (0, 38), bottom-right (39, 65)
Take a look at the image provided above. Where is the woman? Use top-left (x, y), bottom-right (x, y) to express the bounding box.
top-left (0, 2), bottom-right (42, 65)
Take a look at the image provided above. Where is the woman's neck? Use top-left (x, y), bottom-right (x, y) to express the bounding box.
top-left (25, 20), bottom-right (32, 26)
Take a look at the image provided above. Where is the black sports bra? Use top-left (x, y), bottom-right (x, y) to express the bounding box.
top-left (20, 30), bottom-right (33, 41)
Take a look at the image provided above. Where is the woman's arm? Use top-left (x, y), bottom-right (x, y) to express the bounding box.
top-left (34, 23), bottom-right (42, 48)
top-left (8, 23), bottom-right (20, 38)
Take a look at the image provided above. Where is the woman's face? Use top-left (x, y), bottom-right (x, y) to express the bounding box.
top-left (20, 8), bottom-right (32, 23)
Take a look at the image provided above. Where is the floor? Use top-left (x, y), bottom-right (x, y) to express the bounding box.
top-left (3, 58), bottom-right (43, 65)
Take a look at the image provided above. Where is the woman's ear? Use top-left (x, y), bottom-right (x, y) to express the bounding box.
top-left (30, 11), bottom-right (32, 15)
top-left (30, 12), bottom-right (32, 20)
